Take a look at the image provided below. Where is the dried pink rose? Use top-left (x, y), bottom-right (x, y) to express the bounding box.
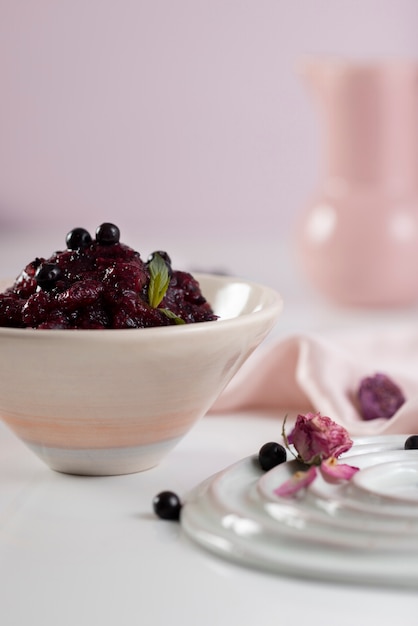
top-left (275, 412), bottom-right (359, 497)
top-left (286, 412), bottom-right (353, 465)
top-left (358, 373), bottom-right (405, 421)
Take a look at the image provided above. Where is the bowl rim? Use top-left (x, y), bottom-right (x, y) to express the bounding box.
top-left (0, 273), bottom-right (283, 338)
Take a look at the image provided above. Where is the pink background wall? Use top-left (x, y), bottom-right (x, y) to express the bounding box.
top-left (0, 0), bottom-right (417, 240)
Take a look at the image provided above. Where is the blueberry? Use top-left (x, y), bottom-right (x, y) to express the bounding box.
top-left (66, 227), bottom-right (92, 250)
top-left (95, 223), bottom-right (120, 245)
top-left (152, 491), bottom-right (182, 521)
top-left (404, 435), bottom-right (418, 450)
top-left (35, 263), bottom-right (62, 291)
top-left (258, 442), bottom-right (287, 471)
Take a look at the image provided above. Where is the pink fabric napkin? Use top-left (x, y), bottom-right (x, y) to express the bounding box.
top-left (210, 326), bottom-right (418, 436)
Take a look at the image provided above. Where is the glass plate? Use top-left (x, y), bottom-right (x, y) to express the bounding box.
top-left (181, 435), bottom-right (418, 588)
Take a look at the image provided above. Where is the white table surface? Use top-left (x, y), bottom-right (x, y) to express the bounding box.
top-left (1, 227), bottom-right (418, 625)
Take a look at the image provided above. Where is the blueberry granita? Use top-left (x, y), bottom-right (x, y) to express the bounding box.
top-left (0, 223), bottom-right (218, 329)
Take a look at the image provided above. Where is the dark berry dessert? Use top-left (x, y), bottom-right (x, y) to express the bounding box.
top-left (0, 224), bottom-right (218, 330)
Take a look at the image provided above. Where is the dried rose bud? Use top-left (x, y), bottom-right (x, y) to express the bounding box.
top-left (287, 412), bottom-right (353, 465)
top-left (276, 413), bottom-right (359, 497)
top-left (358, 373), bottom-right (405, 421)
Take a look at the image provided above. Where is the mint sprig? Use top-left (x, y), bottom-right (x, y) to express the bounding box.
top-left (147, 253), bottom-right (185, 325)
top-left (148, 253), bottom-right (170, 308)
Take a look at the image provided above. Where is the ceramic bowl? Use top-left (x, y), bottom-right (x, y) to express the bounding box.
top-left (0, 274), bottom-right (282, 476)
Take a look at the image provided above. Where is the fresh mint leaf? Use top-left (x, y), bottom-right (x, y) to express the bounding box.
top-left (148, 253), bottom-right (185, 324)
top-left (148, 253), bottom-right (170, 308)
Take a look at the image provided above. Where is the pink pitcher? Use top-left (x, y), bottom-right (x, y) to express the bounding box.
top-left (295, 58), bottom-right (418, 307)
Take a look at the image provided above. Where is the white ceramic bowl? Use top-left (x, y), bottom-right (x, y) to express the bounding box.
top-left (0, 274), bottom-right (282, 475)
